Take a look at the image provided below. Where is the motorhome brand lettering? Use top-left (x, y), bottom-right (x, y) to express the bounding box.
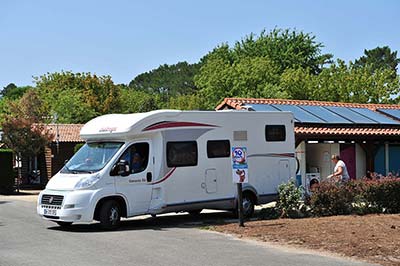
top-left (99, 127), bottom-right (117, 133)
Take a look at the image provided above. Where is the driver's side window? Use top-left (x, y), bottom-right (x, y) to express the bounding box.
top-left (120, 143), bottom-right (149, 174)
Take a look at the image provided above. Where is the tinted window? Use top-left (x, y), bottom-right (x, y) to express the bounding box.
top-left (265, 125), bottom-right (286, 142)
top-left (120, 142), bottom-right (149, 174)
top-left (167, 141), bottom-right (198, 167)
top-left (207, 140), bottom-right (230, 158)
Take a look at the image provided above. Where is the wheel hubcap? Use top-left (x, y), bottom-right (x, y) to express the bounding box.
top-left (243, 198), bottom-right (252, 215)
top-left (109, 207), bottom-right (119, 224)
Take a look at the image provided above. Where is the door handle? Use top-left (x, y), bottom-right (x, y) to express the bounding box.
top-left (146, 172), bottom-right (152, 182)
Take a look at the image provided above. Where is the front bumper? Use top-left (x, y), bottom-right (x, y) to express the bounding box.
top-left (37, 189), bottom-right (97, 223)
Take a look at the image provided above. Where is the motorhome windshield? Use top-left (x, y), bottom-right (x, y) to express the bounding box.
top-left (62, 142), bottom-right (123, 174)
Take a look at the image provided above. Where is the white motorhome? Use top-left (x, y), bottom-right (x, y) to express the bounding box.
top-left (37, 110), bottom-right (296, 229)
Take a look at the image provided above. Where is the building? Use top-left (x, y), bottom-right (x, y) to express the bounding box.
top-left (217, 98), bottom-right (400, 190)
top-left (21, 124), bottom-right (84, 186)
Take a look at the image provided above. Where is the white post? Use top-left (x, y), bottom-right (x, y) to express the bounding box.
top-left (385, 142), bottom-right (389, 176)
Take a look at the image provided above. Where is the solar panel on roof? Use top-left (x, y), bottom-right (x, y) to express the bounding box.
top-left (249, 104), bottom-right (300, 122)
top-left (377, 109), bottom-right (400, 121)
top-left (248, 104), bottom-right (280, 111)
top-left (324, 106), bottom-right (377, 124)
top-left (299, 105), bottom-right (352, 124)
top-left (350, 108), bottom-right (400, 125)
top-left (272, 104), bottom-right (325, 123)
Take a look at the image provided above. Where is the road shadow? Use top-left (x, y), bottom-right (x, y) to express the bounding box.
top-left (0, 201), bottom-right (10, 205)
top-left (47, 211), bottom-right (245, 233)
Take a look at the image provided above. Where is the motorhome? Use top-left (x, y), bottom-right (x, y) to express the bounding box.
top-left (37, 110), bottom-right (296, 229)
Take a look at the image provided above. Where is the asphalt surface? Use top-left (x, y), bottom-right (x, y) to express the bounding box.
top-left (0, 195), bottom-right (376, 266)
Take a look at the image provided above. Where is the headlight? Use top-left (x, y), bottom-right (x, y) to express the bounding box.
top-left (74, 175), bottom-right (101, 190)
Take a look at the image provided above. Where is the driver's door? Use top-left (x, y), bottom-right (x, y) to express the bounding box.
top-left (114, 141), bottom-right (153, 216)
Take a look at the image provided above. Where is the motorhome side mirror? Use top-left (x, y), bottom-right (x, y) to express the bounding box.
top-left (117, 160), bottom-right (130, 177)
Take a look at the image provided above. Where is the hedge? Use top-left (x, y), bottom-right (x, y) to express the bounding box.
top-left (0, 149), bottom-right (14, 194)
top-left (308, 179), bottom-right (400, 216)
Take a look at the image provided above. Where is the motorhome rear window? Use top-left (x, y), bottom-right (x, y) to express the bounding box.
top-left (207, 140), bottom-right (230, 158)
top-left (167, 141), bottom-right (198, 167)
top-left (265, 125), bottom-right (286, 142)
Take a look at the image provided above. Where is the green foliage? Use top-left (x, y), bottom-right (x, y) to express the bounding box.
top-left (276, 180), bottom-right (304, 218)
top-left (196, 55), bottom-right (288, 109)
top-left (308, 181), bottom-right (354, 216)
top-left (354, 46), bottom-right (400, 74)
top-left (362, 179), bottom-right (400, 213)
top-left (309, 179), bottom-right (400, 216)
top-left (230, 29), bottom-right (333, 74)
top-left (53, 89), bottom-right (97, 123)
top-left (195, 28), bottom-right (333, 108)
top-left (280, 68), bottom-right (315, 100)
top-left (120, 88), bottom-right (159, 113)
top-left (129, 61), bottom-right (201, 96)
top-left (1, 90), bottom-right (54, 156)
top-left (35, 71), bottom-right (122, 123)
top-left (1, 84), bottom-right (31, 100)
top-left (1, 83), bottom-right (17, 97)
top-left (258, 207), bottom-right (281, 220)
top-left (280, 60), bottom-right (400, 103)
top-left (164, 94), bottom-right (206, 110)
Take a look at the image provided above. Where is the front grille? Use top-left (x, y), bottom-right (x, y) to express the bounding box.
top-left (41, 195), bottom-right (64, 206)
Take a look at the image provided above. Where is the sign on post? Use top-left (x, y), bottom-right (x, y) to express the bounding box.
top-left (232, 147), bottom-right (248, 227)
top-left (232, 147), bottom-right (248, 183)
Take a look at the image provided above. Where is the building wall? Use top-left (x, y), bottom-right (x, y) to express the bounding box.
top-left (356, 144), bottom-right (366, 178)
top-left (388, 145), bottom-right (400, 175)
top-left (295, 141), bottom-right (306, 186)
top-left (306, 143), bottom-right (339, 180)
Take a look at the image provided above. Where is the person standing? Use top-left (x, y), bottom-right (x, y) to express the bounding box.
top-left (330, 154), bottom-right (350, 182)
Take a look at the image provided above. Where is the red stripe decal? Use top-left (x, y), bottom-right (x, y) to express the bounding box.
top-left (150, 167), bottom-right (176, 185)
top-left (143, 121), bottom-right (217, 131)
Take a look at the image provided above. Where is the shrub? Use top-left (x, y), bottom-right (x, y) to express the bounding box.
top-left (364, 179), bottom-right (400, 213)
top-left (309, 179), bottom-right (400, 216)
top-left (276, 179), bottom-right (305, 218)
top-left (308, 181), bottom-right (354, 216)
top-left (258, 206), bottom-right (281, 220)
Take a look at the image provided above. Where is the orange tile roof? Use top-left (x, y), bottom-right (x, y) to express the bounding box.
top-left (46, 124), bottom-right (84, 143)
top-left (216, 98), bottom-right (400, 111)
top-left (295, 126), bottom-right (400, 137)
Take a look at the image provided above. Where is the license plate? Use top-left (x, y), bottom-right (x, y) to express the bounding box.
top-left (43, 208), bottom-right (57, 216)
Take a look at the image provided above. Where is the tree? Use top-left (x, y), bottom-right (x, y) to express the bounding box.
top-left (195, 28), bottom-right (333, 108)
top-left (35, 71), bottom-right (122, 123)
top-left (129, 61), bottom-right (201, 97)
top-left (280, 60), bottom-right (400, 103)
top-left (0, 83), bottom-right (31, 100)
top-left (0, 83), bottom-right (17, 97)
top-left (1, 90), bottom-right (54, 187)
top-left (119, 88), bottom-right (159, 113)
top-left (2, 90), bottom-right (52, 156)
top-left (164, 94), bottom-right (206, 110)
top-left (52, 89), bottom-right (98, 124)
top-left (195, 49), bottom-right (289, 109)
top-left (354, 46), bottom-right (400, 75)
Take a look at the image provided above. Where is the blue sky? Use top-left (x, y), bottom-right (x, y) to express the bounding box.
top-left (1, 0), bottom-right (399, 89)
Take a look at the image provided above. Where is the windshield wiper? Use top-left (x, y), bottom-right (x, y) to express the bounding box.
top-left (73, 170), bottom-right (96, 174)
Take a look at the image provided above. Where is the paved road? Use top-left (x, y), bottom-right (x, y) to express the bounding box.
top-left (0, 195), bottom-right (375, 266)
